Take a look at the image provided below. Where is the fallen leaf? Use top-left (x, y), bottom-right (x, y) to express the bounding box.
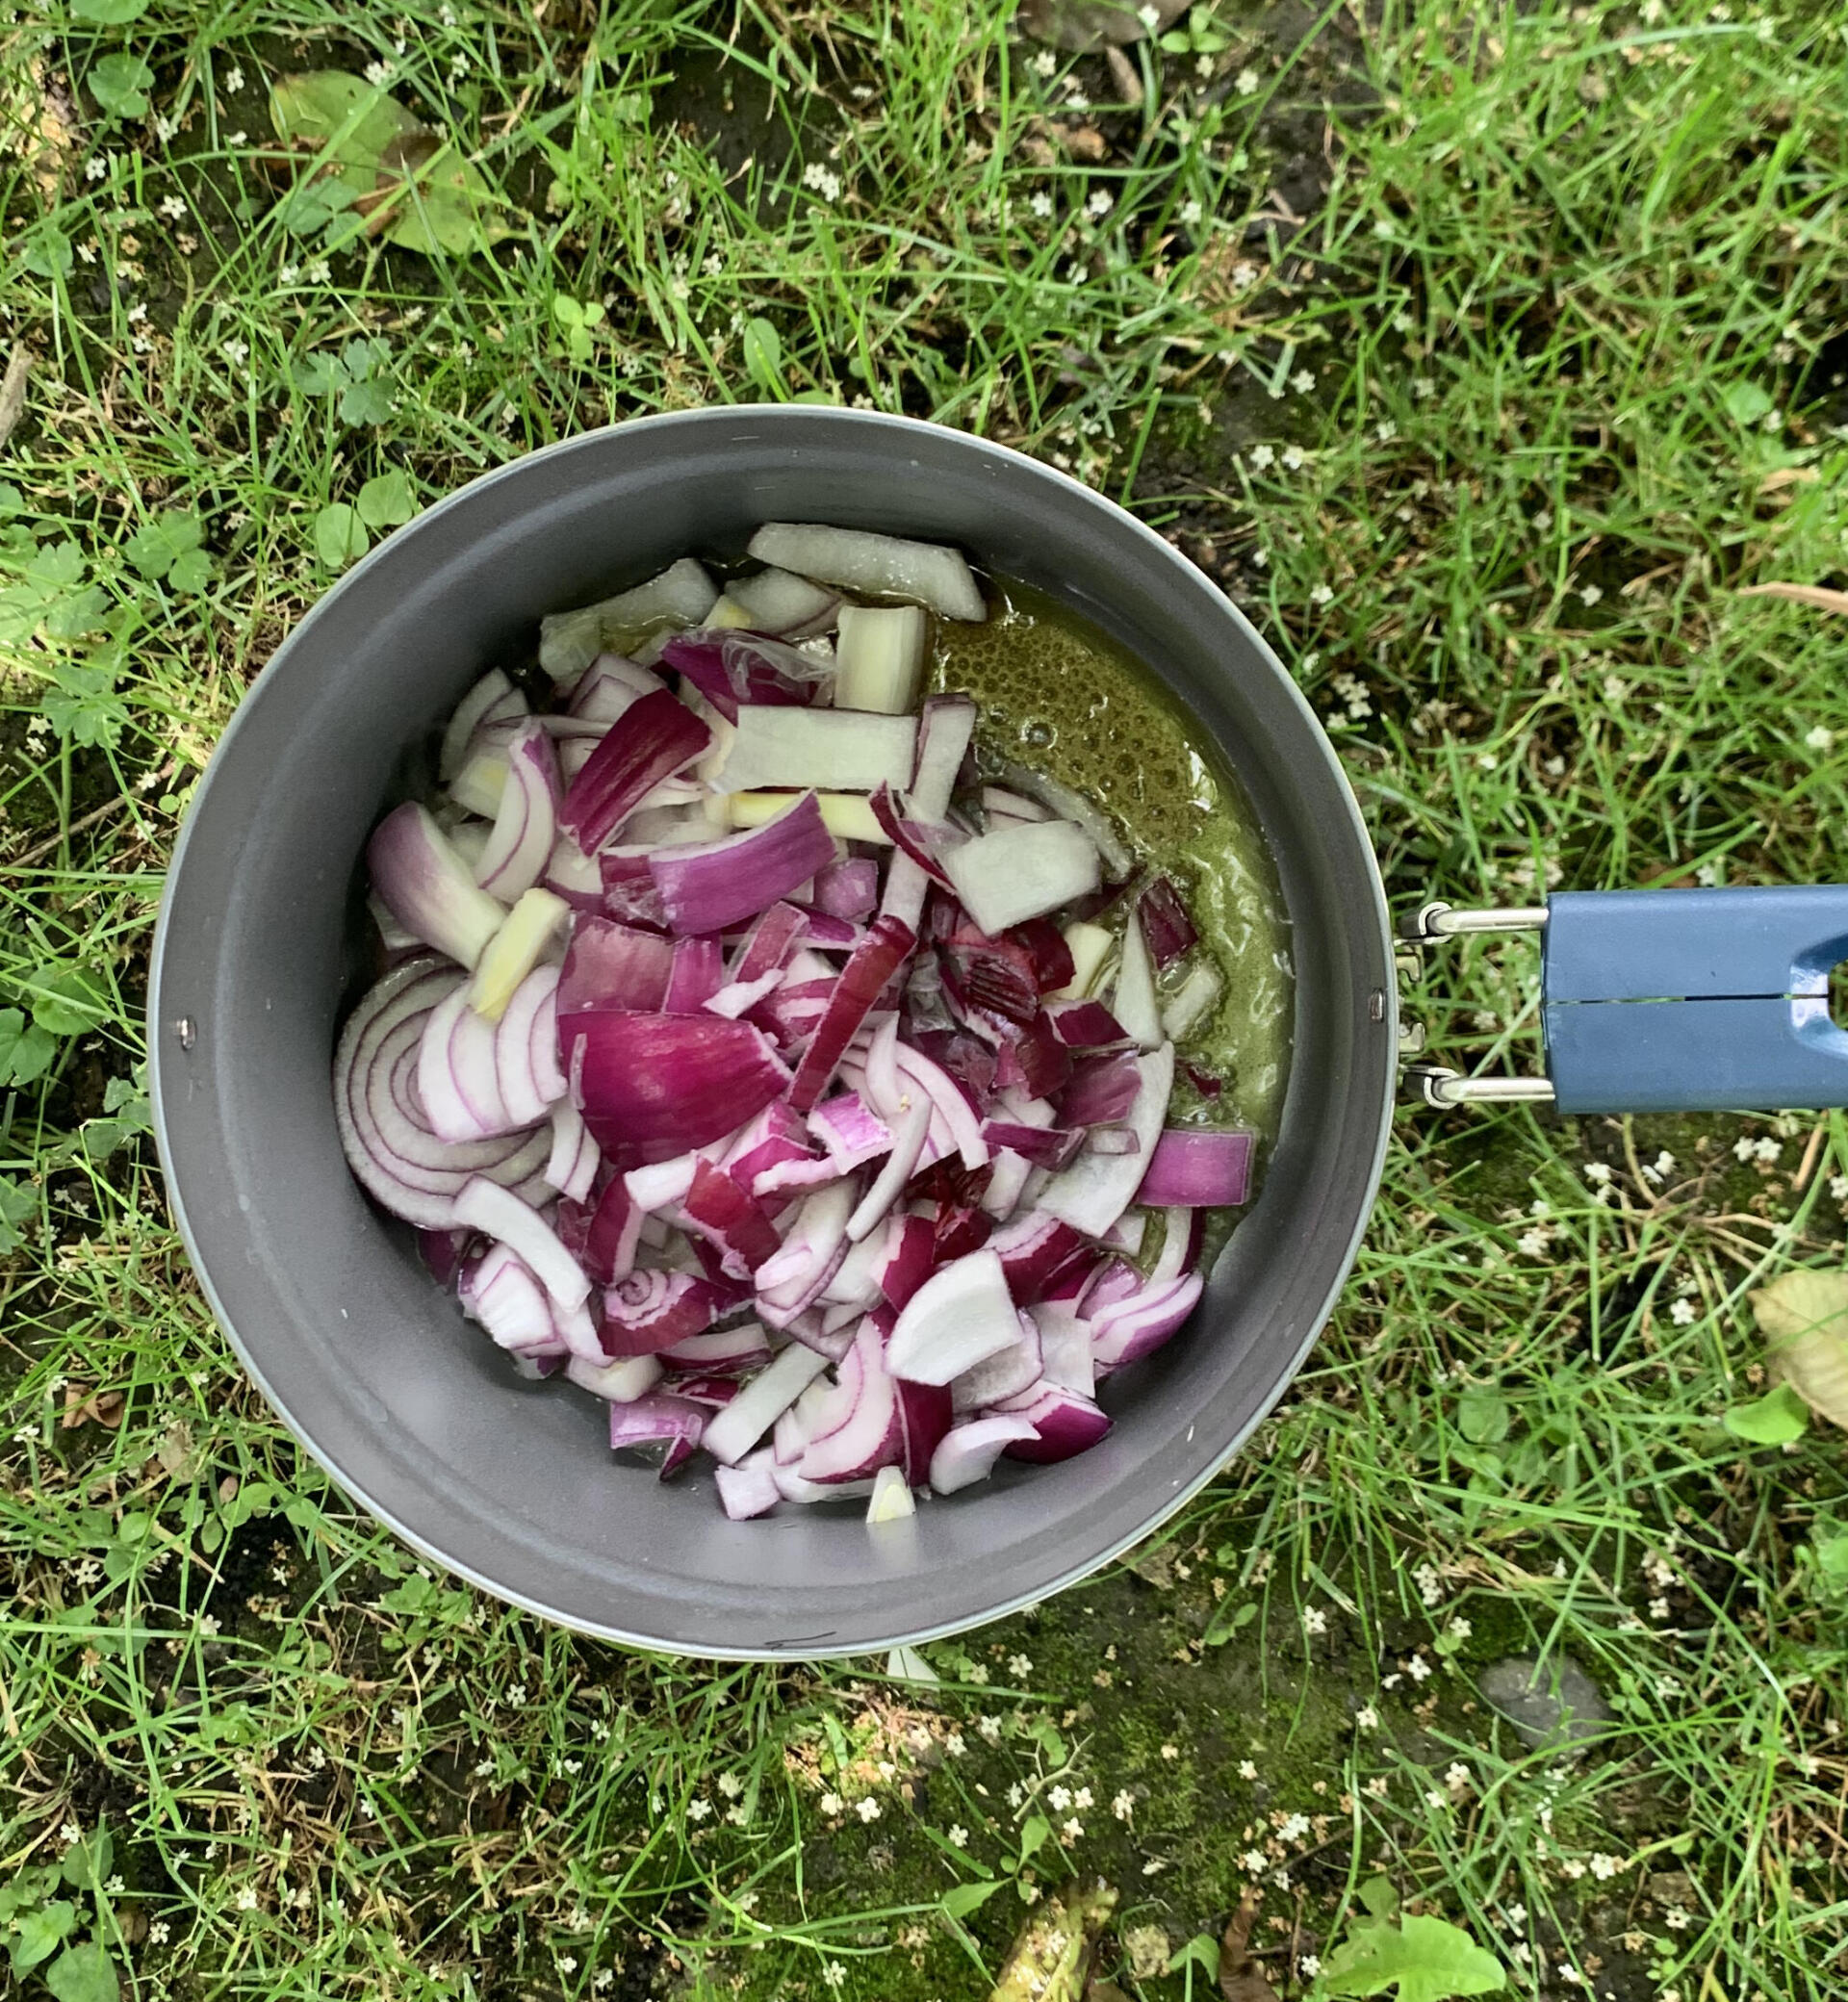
top-left (1750, 1269), bottom-right (1848, 1428)
top-left (0, 346), bottom-right (29, 449)
top-left (1322, 1912), bottom-right (1504, 2002)
top-left (990, 1881), bottom-right (1118, 2002)
top-left (1060, 124), bottom-right (1109, 163)
top-left (1758, 466), bottom-right (1819, 494)
top-left (61, 1384), bottom-right (123, 1429)
top-left (1737, 581), bottom-right (1848, 616)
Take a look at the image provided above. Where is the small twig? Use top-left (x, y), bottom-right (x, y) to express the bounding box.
top-left (0, 346), bottom-right (28, 451)
top-left (1793, 1122), bottom-right (1827, 1194)
top-left (1737, 581), bottom-right (1848, 615)
top-left (5, 766), bottom-right (169, 870)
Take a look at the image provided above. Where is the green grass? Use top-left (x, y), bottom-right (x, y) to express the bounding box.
top-left (5, 0), bottom-right (1848, 1997)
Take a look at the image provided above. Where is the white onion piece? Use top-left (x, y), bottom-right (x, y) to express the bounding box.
top-left (475, 722), bottom-right (561, 904)
top-left (847, 1099), bottom-right (931, 1242)
top-left (1048, 920), bottom-right (1114, 1002)
top-left (835, 605), bottom-right (927, 715)
top-left (1112, 910), bottom-right (1164, 1052)
top-left (1162, 960), bottom-right (1222, 1041)
top-left (545, 1097), bottom-right (599, 1201)
top-left (417, 983), bottom-right (512, 1141)
top-left (494, 964), bottom-right (563, 1127)
top-left (449, 749), bottom-right (508, 820)
top-left (540, 558), bottom-right (719, 681)
top-left (747, 523), bottom-right (986, 623)
top-left (865, 1464), bottom-right (916, 1523)
top-left (717, 1450), bottom-right (783, 1520)
top-left (998, 763), bottom-right (1134, 881)
top-left (714, 706), bottom-right (917, 796)
top-left (727, 566), bottom-right (840, 634)
top-left (929, 1415), bottom-right (1039, 1494)
top-left (469, 886), bottom-right (569, 1024)
top-left (567, 1352), bottom-right (663, 1402)
top-left (940, 820), bottom-right (1100, 937)
top-left (701, 1343), bottom-right (831, 1465)
top-left (440, 668), bottom-right (524, 780)
top-left (887, 1248), bottom-right (1020, 1385)
top-left (452, 1175), bottom-right (591, 1312)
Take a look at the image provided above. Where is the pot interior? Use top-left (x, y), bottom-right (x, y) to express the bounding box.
top-left (151, 410), bottom-right (1396, 1656)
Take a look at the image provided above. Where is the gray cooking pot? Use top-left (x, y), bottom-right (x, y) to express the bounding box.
top-left (150, 407), bottom-right (1397, 1657)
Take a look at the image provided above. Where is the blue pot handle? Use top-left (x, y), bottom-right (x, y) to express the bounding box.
top-left (1401, 886), bottom-right (1848, 1114)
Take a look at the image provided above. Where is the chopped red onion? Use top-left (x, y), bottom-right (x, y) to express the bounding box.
top-left (980, 1119), bottom-right (1085, 1169)
top-left (417, 981), bottom-right (513, 1142)
top-left (558, 688), bottom-right (711, 853)
top-left (800, 1319), bottom-right (904, 1483)
top-left (715, 1450), bottom-right (782, 1520)
top-left (601, 1269), bottom-right (750, 1355)
top-left (440, 668), bottom-right (526, 780)
top-left (988, 1210), bottom-right (1091, 1305)
top-left (1038, 1044), bottom-right (1174, 1240)
top-left (544, 1097), bottom-right (600, 1202)
top-left (997, 763), bottom-right (1134, 881)
top-left (558, 916), bottom-right (674, 1014)
top-left (1060, 1051), bottom-right (1142, 1128)
top-left (992, 1014), bottom-right (1072, 1103)
top-left (649, 790), bottom-right (836, 937)
top-left (460, 1245), bottom-right (554, 1352)
top-left (1137, 1128), bottom-right (1255, 1208)
top-left (664, 935), bottom-right (727, 1013)
top-left (846, 1098), bottom-right (931, 1242)
top-left (1043, 999), bottom-right (1129, 1049)
top-left (731, 901), bottom-right (809, 983)
top-left (680, 1158), bottom-right (783, 1277)
top-left (929, 1414), bottom-right (1038, 1494)
top-left (494, 964), bottom-right (563, 1127)
top-left (706, 970), bottom-right (785, 1018)
top-left (951, 1308), bottom-right (1043, 1412)
top-left (369, 802), bottom-right (509, 971)
top-left (716, 706), bottom-right (917, 795)
top-left (1149, 1204), bottom-right (1204, 1286)
top-left (993, 1381), bottom-right (1113, 1462)
top-left (605, 1391), bottom-right (711, 1474)
top-left (895, 1376), bottom-right (953, 1486)
top-left (1091, 1271), bottom-right (1204, 1373)
top-left (1033, 1301), bottom-right (1095, 1396)
top-left (1138, 875), bottom-right (1200, 968)
top-left (563, 1011), bottom-right (791, 1165)
top-left (660, 1322), bottom-right (776, 1373)
top-left (808, 1091), bottom-right (893, 1175)
top-left (475, 721), bottom-right (561, 903)
top-left (1112, 910), bottom-right (1164, 1052)
top-left (787, 914), bottom-right (916, 1112)
top-left (882, 697), bottom-right (977, 930)
top-left (878, 1213), bottom-right (937, 1311)
top-left (660, 630), bottom-right (834, 723)
top-left (813, 858), bottom-right (879, 920)
top-left (452, 1175), bottom-right (592, 1316)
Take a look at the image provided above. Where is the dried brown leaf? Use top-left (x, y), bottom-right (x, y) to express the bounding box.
top-left (1737, 581), bottom-right (1848, 615)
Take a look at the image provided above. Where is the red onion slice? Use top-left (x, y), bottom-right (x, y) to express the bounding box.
top-left (1136, 1128), bottom-right (1255, 1208)
top-left (1090, 1271), bottom-right (1204, 1373)
top-left (929, 1414), bottom-right (1038, 1494)
top-left (558, 687), bottom-right (711, 853)
top-left (452, 1175), bottom-right (591, 1312)
top-left (993, 1381), bottom-right (1113, 1462)
top-left (369, 802), bottom-right (508, 970)
top-left (648, 791), bottom-right (837, 937)
top-left (886, 1246), bottom-right (1019, 1385)
top-left (475, 721), bottom-right (561, 903)
top-left (701, 1341), bottom-right (831, 1464)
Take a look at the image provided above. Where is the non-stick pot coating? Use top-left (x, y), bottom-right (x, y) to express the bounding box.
top-left (150, 409), bottom-right (1397, 1657)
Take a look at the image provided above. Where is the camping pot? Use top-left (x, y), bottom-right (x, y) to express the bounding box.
top-left (150, 407), bottom-right (1848, 1658)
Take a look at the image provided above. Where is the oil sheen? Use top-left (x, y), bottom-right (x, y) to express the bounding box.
top-left (930, 578), bottom-right (1293, 1142)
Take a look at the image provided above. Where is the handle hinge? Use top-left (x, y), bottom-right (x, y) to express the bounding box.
top-left (1399, 902), bottom-right (1553, 1110)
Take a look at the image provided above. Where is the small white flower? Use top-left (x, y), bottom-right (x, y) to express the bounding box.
top-left (1650, 1595), bottom-right (1671, 1618)
top-left (148, 1921), bottom-right (170, 1945)
top-left (822, 1963), bottom-right (847, 1991)
top-left (1087, 189), bottom-right (1114, 219)
top-left (1292, 369), bottom-right (1316, 394)
top-left (1062, 1815), bottom-right (1084, 1839)
top-left (1755, 1137), bottom-right (1783, 1163)
top-left (159, 194), bottom-right (187, 219)
top-left (1048, 1784), bottom-right (1072, 1812)
top-left (1230, 260), bottom-right (1259, 289)
top-left (1584, 1162), bottom-right (1613, 1188)
top-left (1238, 1758), bottom-right (1258, 1779)
top-left (1355, 1704), bottom-right (1379, 1731)
top-left (226, 129), bottom-right (248, 146)
top-left (222, 337), bottom-right (250, 368)
top-left (306, 260), bottom-right (331, 284)
top-left (1425, 1788), bottom-right (1450, 1810)
top-left (947, 1823), bottom-right (968, 1847)
top-left (1241, 1848), bottom-right (1268, 1873)
top-left (1235, 67), bottom-right (1260, 95)
top-left (1406, 1654), bottom-right (1432, 1682)
top-left (1579, 583), bottom-right (1604, 606)
top-left (857, 1796), bottom-right (881, 1822)
top-left (976, 1714), bottom-right (1002, 1743)
top-left (156, 115), bottom-right (177, 141)
top-left (1138, 2), bottom-right (1160, 24)
top-left (1278, 1812), bottom-right (1311, 1843)
top-left (1375, 419), bottom-right (1398, 443)
top-left (1665, 1906), bottom-right (1691, 1931)
top-left (1589, 1851), bottom-right (1621, 1880)
top-left (223, 64), bottom-right (245, 92)
top-left (820, 1791), bottom-right (843, 1815)
top-left (944, 1731), bottom-right (965, 1757)
top-left (1029, 192), bottom-right (1053, 218)
top-left (1031, 49), bottom-right (1058, 78)
top-left (236, 1885), bottom-right (258, 1911)
top-left (1072, 1787), bottom-right (1092, 1810)
top-left (802, 162), bottom-right (842, 202)
top-left (1807, 725), bottom-right (1835, 751)
top-left (1112, 1789), bottom-right (1135, 1821)
top-left (1008, 1653), bottom-right (1034, 1677)
top-left (1309, 581), bottom-right (1334, 606)
top-left (1282, 445), bottom-right (1306, 471)
top-left (1180, 198), bottom-right (1204, 226)
top-left (1412, 376), bottom-right (1436, 399)
top-left (1365, 1774), bottom-right (1389, 1797)
top-left (1445, 1762), bottom-right (1472, 1791)
top-left (1559, 1966), bottom-right (1583, 1987)
top-left (1299, 1954), bottom-right (1322, 1977)
top-left (86, 155), bottom-right (109, 182)
top-left (1160, 1742), bottom-right (1178, 1760)
top-left (686, 1797), bottom-right (711, 1822)
top-left (1302, 1605), bottom-right (1327, 1635)
top-left (1670, 1298), bottom-right (1696, 1326)
top-left (1249, 444), bottom-right (1276, 471)
top-left (718, 1772), bottom-right (743, 1799)
top-left (364, 60), bottom-right (393, 87)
